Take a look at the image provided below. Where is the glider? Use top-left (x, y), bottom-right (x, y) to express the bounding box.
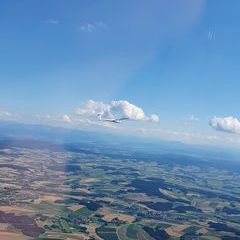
top-left (97, 114), bottom-right (129, 123)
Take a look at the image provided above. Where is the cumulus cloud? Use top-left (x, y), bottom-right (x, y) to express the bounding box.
top-left (210, 116), bottom-right (240, 134)
top-left (76, 100), bottom-right (109, 117)
top-left (75, 100), bottom-right (159, 122)
top-left (62, 114), bottom-right (72, 123)
top-left (149, 114), bottom-right (159, 123)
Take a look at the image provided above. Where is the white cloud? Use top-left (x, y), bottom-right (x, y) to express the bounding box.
top-left (75, 100), bottom-right (159, 122)
top-left (75, 100), bottom-right (109, 117)
top-left (62, 114), bottom-right (72, 123)
top-left (44, 19), bottom-right (60, 25)
top-left (0, 109), bottom-right (22, 122)
top-left (184, 114), bottom-right (200, 125)
top-left (110, 100), bottom-right (145, 120)
top-left (186, 114), bottom-right (199, 122)
top-left (135, 126), bottom-right (235, 146)
top-left (79, 21), bottom-right (108, 33)
top-left (35, 114), bottom-right (52, 121)
top-left (149, 114), bottom-right (160, 123)
top-left (210, 116), bottom-right (240, 134)
top-left (0, 111), bottom-right (12, 118)
top-left (35, 114), bottom-right (72, 125)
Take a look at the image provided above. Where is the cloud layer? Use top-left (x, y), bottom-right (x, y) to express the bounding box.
top-left (210, 116), bottom-right (240, 134)
top-left (0, 111), bottom-right (12, 118)
top-left (75, 100), bottom-right (159, 122)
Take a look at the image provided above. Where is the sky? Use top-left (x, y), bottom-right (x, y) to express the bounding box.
top-left (0, 0), bottom-right (240, 148)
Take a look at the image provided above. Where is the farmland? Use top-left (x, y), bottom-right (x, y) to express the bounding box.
top-left (0, 139), bottom-right (240, 239)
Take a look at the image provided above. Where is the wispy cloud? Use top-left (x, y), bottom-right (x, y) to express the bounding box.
top-left (35, 114), bottom-right (52, 121)
top-left (0, 109), bottom-right (20, 121)
top-left (44, 19), bottom-right (60, 25)
top-left (186, 114), bottom-right (199, 122)
top-left (79, 21), bottom-right (108, 33)
top-left (184, 114), bottom-right (200, 125)
top-left (0, 110), bottom-right (13, 118)
top-left (135, 126), bottom-right (238, 147)
top-left (207, 30), bottom-right (214, 41)
top-left (35, 114), bottom-right (72, 125)
top-left (210, 116), bottom-right (240, 134)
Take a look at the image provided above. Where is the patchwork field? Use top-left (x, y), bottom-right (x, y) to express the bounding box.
top-left (0, 139), bottom-right (240, 240)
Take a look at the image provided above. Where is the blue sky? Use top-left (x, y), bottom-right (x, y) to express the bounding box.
top-left (0, 0), bottom-right (240, 147)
